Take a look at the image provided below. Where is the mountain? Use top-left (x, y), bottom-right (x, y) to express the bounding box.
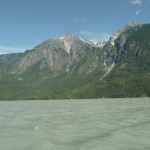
top-left (0, 22), bottom-right (150, 100)
top-left (0, 32), bottom-right (104, 75)
top-left (73, 22), bottom-right (150, 98)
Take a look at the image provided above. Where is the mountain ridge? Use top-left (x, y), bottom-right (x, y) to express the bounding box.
top-left (0, 22), bottom-right (150, 100)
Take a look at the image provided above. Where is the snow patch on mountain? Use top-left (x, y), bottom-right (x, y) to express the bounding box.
top-left (79, 38), bottom-right (106, 48)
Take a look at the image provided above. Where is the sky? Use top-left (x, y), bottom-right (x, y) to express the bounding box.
top-left (0, 0), bottom-right (149, 54)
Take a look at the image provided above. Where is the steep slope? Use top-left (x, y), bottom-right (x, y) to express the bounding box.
top-left (0, 22), bottom-right (149, 100)
top-left (0, 33), bottom-right (107, 100)
top-left (0, 33), bottom-right (105, 76)
top-left (71, 23), bottom-right (150, 98)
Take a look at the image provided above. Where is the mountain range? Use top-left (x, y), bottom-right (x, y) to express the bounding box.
top-left (0, 22), bottom-right (150, 100)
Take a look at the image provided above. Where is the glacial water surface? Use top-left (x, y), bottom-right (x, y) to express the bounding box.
top-left (0, 98), bottom-right (150, 150)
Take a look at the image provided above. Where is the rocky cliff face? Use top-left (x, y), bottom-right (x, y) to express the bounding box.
top-left (102, 22), bottom-right (144, 64)
top-left (0, 22), bottom-right (149, 77)
top-left (0, 32), bottom-right (105, 75)
top-left (0, 22), bottom-right (150, 99)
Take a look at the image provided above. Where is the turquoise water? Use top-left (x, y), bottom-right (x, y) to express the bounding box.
top-left (0, 98), bottom-right (150, 150)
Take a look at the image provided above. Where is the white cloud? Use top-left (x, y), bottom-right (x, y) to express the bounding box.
top-left (80, 30), bottom-right (111, 41)
top-left (0, 45), bottom-right (27, 54)
top-left (136, 10), bottom-right (141, 15)
top-left (130, 0), bottom-right (142, 6)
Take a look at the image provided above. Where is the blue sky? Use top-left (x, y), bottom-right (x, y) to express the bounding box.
top-left (0, 0), bottom-right (149, 54)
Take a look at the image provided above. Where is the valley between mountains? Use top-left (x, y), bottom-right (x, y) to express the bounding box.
top-left (0, 22), bottom-right (150, 100)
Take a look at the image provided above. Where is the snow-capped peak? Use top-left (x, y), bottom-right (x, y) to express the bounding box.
top-left (96, 41), bottom-right (107, 48)
top-left (59, 36), bottom-right (64, 40)
top-left (79, 37), bottom-right (86, 42)
top-left (79, 38), bottom-right (106, 48)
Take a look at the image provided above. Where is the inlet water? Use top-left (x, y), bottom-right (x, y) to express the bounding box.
top-left (0, 98), bottom-right (150, 150)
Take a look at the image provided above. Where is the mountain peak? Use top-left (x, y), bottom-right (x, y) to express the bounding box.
top-left (64, 32), bottom-right (75, 42)
top-left (126, 22), bottom-right (140, 28)
top-left (58, 32), bottom-right (75, 53)
top-left (65, 32), bottom-right (74, 38)
top-left (59, 32), bottom-right (75, 40)
top-left (110, 22), bottom-right (141, 46)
